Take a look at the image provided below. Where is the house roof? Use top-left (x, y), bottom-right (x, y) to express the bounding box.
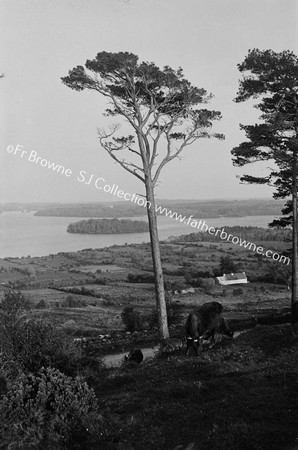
top-left (223, 272), bottom-right (247, 281)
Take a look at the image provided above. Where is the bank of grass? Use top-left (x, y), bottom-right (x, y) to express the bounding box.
top-left (95, 323), bottom-right (298, 450)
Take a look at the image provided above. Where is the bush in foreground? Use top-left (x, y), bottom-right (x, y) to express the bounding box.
top-left (1, 311), bottom-right (82, 377)
top-left (0, 367), bottom-right (102, 450)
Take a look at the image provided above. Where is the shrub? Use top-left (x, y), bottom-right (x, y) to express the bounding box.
top-left (191, 269), bottom-right (213, 278)
top-left (183, 272), bottom-right (193, 285)
top-left (127, 273), bottom-right (155, 283)
top-left (127, 273), bottom-right (136, 283)
top-left (62, 295), bottom-right (87, 308)
top-left (197, 278), bottom-right (215, 292)
top-left (0, 290), bottom-right (31, 366)
top-left (213, 267), bottom-right (221, 277)
top-left (36, 299), bottom-right (49, 309)
top-left (80, 286), bottom-right (90, 295)
top-left (93, 278), bottom-right (107, 285)
top-left (0, 350), bottom-right (20, 382)
top-left (1, 317), bottom-right (81, 377)
top-left (121, 307), bottom-right (141, 332)
top-left (0, 289), bottom-right (30, 322)
top-left (0, 351), bottom-right (14, 397)
top-left (0, 367), bottom-right (101, 449)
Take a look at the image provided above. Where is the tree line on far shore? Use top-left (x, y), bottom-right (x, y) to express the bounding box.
top-left (67, 218), bottom-right (149, 234)
top-left (176, 226), bottom-right (291, 243)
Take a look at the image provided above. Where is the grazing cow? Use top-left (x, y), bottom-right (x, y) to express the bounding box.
top-left (125, 348), bottom-right (144, 364)
top-left (185, 301), bottom-right (232, 355)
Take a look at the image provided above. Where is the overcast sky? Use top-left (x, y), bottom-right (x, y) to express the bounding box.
top-left (1, 0), bottom-right (297, 203)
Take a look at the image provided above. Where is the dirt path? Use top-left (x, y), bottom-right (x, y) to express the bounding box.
top-left (102, 345), bottom-right (160, 367)
top-left (102, 331), bottom-right (245, 368)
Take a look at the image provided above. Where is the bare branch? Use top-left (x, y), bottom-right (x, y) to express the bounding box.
top-left (104, 148), bottom-right (145, 182)
top-left (97, 126), bottom-right (145, 182)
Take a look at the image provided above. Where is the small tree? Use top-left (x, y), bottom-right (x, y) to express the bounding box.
top-left (62, 52), bottom-right (223, 339)
top-left (219, 255), bottom-right (236, 274)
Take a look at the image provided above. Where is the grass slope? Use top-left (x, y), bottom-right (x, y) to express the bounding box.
top-left (95, 324), bottom-right (298, 450)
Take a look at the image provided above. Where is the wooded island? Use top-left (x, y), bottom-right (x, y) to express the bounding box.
top-left (67, 218), bottom-right (149, 234)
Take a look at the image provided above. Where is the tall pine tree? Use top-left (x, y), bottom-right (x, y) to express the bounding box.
top-left (232, 49), bottom-right (298, 321)
top-left (62, 51), bottom-right (223, 338)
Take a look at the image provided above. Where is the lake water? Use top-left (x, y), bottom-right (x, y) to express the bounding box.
top-left (0, 211), bottom-right (278, 258)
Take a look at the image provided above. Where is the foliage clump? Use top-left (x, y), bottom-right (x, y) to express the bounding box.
top-left (121, 307), bottom-right (142, 332)
top-left (127, 272), bottom-right (155, 283)
top-left (0, 367), bottom-right (101, 449)
top-left (197, 277), bottom-right (215, 292)
top-left (62, 295), bottom-right (87, 308)
top-left (35, 299), bottom-right (49, 309)
top-left (219, 255), bottom-right (236, 274)
top-left (0, 289), bottom-right (30, 327)
top-left (0, 290), bottom-right (82, 377)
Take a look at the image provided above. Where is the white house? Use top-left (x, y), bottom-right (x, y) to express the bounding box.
top-left (216, 272), bottom-right (248, 286)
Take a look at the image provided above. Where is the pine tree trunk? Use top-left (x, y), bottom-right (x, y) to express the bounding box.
top-left (292, 148), bottom-right (298, 322)
top-left (144, 176), bottom-right (169, 340)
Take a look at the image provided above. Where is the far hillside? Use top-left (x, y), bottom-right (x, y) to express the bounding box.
top-left (32, 198), bottom-right (285, 218)
top-left (174, 226), bottom-right (292, 243)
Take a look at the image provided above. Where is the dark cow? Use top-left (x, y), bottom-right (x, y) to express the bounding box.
top-left (125, 348), bottom-right (144, 364)
top-left (185, 301), bottom-right (233, 355)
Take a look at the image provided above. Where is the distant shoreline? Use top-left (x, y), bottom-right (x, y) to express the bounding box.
top-left (0, 198), bottom-right (285, 217)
